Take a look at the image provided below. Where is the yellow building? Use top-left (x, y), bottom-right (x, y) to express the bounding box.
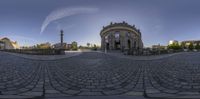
top-left (0, 37), bottom-right (20, 49)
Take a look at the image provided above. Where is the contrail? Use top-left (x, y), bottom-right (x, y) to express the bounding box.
top-left (40, 7), bottom-right (98, 34)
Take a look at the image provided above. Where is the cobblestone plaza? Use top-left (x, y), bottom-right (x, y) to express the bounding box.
top-left (0, 51), bottom-right (200, 99)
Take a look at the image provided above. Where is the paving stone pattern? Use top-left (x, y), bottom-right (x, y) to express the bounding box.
top-left (0, 52), bottom-right (200, 99)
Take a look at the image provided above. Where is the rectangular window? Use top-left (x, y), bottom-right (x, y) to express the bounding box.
top-left (115, 32), bottom-right (120, 42)
top-left (105, 35), bottom-right (108, 43)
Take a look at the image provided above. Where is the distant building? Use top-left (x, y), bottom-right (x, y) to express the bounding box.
top-left (0, 41), bottom-right (5, 50)
top-left (0, 37), bottom-right (20, 49)
top-left (67, 44), bottom-right (72, 49)
top-left (152, 44), bottom-right (167, 50)
top-left (53, 43), bottom-right (67, 49)
top-left (36, 42), bottom-right (51, 49)
top-left (53, 41), bottom-right (78, 50)
top-left (169, 40), bottom-right (179, 45)
top-left (181, 40), bottom-right (200, 48)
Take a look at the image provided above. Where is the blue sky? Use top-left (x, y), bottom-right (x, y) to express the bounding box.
top-left (0, 0), bottom-right (200, 47)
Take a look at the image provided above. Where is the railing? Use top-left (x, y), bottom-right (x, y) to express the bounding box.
top-left (1, 49), bottom-right (66, 55)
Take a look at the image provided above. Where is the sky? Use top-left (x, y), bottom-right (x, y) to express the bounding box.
top-left (0, 0), bottom-right (200, 47)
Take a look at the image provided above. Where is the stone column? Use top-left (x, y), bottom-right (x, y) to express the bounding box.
top-left (101, 37), bottom-right (105, 50)
top-left (111, 33), bottom-right (115, 50)
top-left (60, 30), bottom-right (64, 48)
top-left (120, 32), bottom-right (125, 52)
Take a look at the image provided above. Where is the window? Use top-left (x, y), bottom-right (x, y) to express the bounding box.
top-left (115, 32), bottom-right (120, 39)
top-left (105, 35), bottom-right (108, 43)
top-left (115, 32), bottom-right (120, 42)
top-left (127, 32), bottom-right (130, 37)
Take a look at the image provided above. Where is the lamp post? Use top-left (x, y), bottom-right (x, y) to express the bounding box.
top-left (158, 43), bottom-right (160, 55)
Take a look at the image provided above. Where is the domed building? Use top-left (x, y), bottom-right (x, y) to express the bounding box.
top-left (100, 21), bottom-right (143, 53)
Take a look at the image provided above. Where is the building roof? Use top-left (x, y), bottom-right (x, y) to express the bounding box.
top-left (101, 21), bottom-right (140, 32)
top-left (0, 37), bottom-right (20, 49)
top-left (181, 40), bottom-right (200, 43)
top-left (100, 21), bottom-right (141, 36)
top-left (0, 37), bottom-right (11, 41)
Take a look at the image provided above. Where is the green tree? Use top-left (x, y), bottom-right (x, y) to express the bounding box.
top-left (180, 42), bottom-right (186, 49)
top-left (188, 43), bottom-right (194, 50)
top-left (71, 41), bottom-right (78, 50)
top-left (93, 44), bottom-right (97, 50)
top-left (168, 43), bottom-right (181, 50)
top-left (195, 43), bottom-right (200, 50)
top-left (87, 43), bottom-right (90, 48)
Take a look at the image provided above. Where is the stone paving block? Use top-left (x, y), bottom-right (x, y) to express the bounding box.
top-left (1, 51), bottom-right (200, 98)
top-left (125, 91), bottom-right (143, 96)
top-left (0, 95), bottom-right (34, 99)
top-left (78, 91), bottom-right (103, 96)
top-left (63, 90), bottom-right (80, 95)
top-left (20, 91), bottom-right (43, 96)
top-left (46, 90), bottom-right (60, 94)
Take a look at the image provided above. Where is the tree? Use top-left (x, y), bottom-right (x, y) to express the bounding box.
top-left (93, 44), bottom-right (97, 50)
top-left (195, 43), bottom-right (200, 50)
top-left (168, 43), bottom-right (181, 50)
top-left (188, 43), bottom-right (194, 50)
top-left (71, 41), bottom-right (78, 50)
top-left (87, 43), bottom-right (90, 48)
top-left (180, 42), bottom-right (186, 49)
top-left (79, 45), bottom-right (82, 49)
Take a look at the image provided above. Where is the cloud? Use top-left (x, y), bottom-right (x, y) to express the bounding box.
top-left (40, 6), bottom-right (99, 34)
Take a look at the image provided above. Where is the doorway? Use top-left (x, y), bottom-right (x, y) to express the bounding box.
top-left (115, 41), bottom-right (121, 50)
top-left (106, 43), bottom-right (109, 50)
top-left (128, 40), bottom-right (131, 49)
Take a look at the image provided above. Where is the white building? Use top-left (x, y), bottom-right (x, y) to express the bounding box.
top-left (169, 40), bottom-right (179, 45)
top-left (0, 37), bottom-right (20, 49)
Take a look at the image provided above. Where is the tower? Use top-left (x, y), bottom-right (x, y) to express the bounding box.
top-left (60, 30), bottom-right (64, 47)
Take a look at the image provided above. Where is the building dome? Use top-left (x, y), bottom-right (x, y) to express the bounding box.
top-left (100, 22), bottom-right (143, 52)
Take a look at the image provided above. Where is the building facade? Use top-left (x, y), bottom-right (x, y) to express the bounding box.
top-left (152, 44), bottom-right (167, 50)
top-left (53, 43), bottom-right (67, 49)
top-left (100, 22), bottom-right (143, 52)
top-left (0, 37), bottom-right (19, 49)
top-left (53, 41), bottom-right (78, 50)
top-left (181, 40), bottom-right (200, 48)
top-left (169, 40), bottom-right (179, 45)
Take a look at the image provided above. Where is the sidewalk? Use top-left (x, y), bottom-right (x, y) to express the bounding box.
top-left (99, 51), bottom-right (186, 60)
top-left (1, 50), bottom-right (195, 61)
top-left (2, 51), bottom-right (82, 60)
top-left (45, 95), bottom-right (147, 99)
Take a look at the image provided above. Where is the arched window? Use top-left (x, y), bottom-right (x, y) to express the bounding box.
top-left (115, 32), bottom-right (120, 38)
top-left (126, 32), bottom-right (130, 37)
top-left (105, 35), bottom-right (108, 43)
top-left (115, 32), bottom-right (120, 42)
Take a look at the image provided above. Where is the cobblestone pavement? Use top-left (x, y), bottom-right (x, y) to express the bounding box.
top-left (0, 52), bottom-right (200, 99)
